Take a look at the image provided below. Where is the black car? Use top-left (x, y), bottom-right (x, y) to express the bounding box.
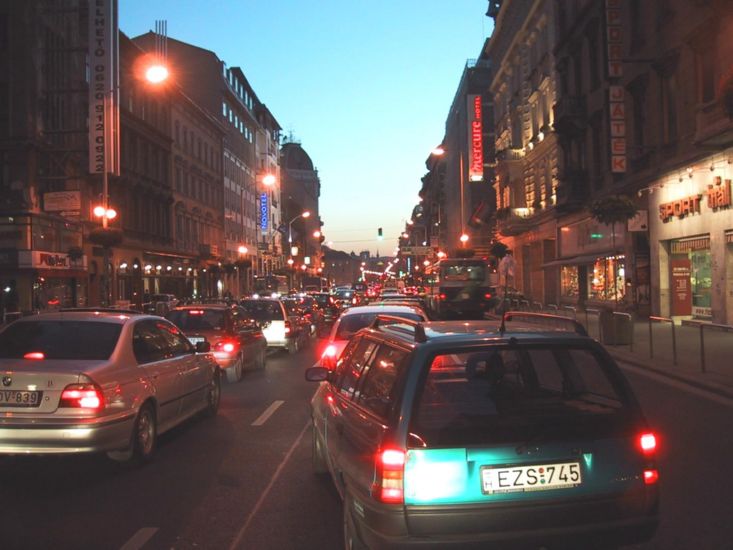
top-left (311, 292), bottom-right (340, 338)
top-left (306, 312), bottom-right (659, 549)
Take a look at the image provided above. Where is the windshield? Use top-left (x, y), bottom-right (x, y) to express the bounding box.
top-left (0, 321), bottom-right (122, 360)
top-left (410, 345), bottom-right (632, 447)
top-left (335, 311), bottom-right (423, 340)
top-left (441, 263), bottom-right (487, 282)
top-left (165, 309), bottom-right (225, 331)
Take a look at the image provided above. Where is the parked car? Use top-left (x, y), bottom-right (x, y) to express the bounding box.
top-left (239, 297), bottom-right (301, 354)
top-left (306, 313), bottom-right (659, 549)
top-left (165, 304), bottom-right (267, 383)
top-left (318, 304), bottom-right (428, 370)
top-left (0, 309), bottom-right (220, 463)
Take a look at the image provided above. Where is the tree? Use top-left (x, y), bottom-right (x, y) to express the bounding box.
top-left (588, 194), bottom-right (637, 307)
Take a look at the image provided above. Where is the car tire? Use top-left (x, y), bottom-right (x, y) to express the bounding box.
top-left (203, 369), bottom-right (221, 417)
top-left (343, 494), bottom-right (368, 550)
top-left (312, 426), bottom-right (328, 475)
top-left (257, 348), bottom-right (267, 370)
top-left (108, 402), bottom-right (157, 465)
top-left (226, 353), bottom-right (244, 383)
top-left (287, 339), bottom-right (297, 354)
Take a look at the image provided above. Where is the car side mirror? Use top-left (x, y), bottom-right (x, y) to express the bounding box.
top-left (305, 366), bottom-right (330, 382)
top-left (195, 341), bottom-right (211, 353)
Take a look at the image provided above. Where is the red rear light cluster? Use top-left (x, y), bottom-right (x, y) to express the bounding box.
top-left (373, 448), bottom-right (406, 504)
top-left (60, 384), bottom-right (104, 410)
top-left (188, 310), bottom-right (205, 315)
top-left (23, 352), bottom-right (45, 360)
top-left (321, 344), bottom-right (337, 369)
top-left (284, 321), bottom-right (292, 334)
top-left (213, 339), bottom-right (240, 359)
top-left (439, 293), bottom-right (447, 300)
top-left (484, 292), bottom-right (493, 299)
top-left (638, 431), bottom-right (659, 485)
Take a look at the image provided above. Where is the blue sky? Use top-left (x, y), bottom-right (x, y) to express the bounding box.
top-left (119, 0), bottom-right (493, 256)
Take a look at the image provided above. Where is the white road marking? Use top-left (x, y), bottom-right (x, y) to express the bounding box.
top-left (228, 421), bottom-right (310, 550)
top-left (251, 400), bottom-right (285, 426)
top-left (620, 363), bottom-right (733, 408)
top-left (120, 527), bottom-right (158, 550)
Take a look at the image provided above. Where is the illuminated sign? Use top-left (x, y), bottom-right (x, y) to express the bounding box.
top-left (706, 176), bottom-right (732, 210)
top-left (259, 192), bottom-right (268, 230)
top-left (467, 95), bottom-right (484, 182)
top-left (606, 0), bottom-right (625, 173)
top-left (659, 195), bottom-right (702, 222)
top-left (658, 177), bottom-right (731, 222)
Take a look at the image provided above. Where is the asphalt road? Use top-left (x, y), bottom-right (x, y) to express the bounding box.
top-left (1, 342), bottom-right (732, 550)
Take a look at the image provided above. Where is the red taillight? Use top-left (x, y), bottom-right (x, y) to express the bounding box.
top-left (321, 344), bottom-right (337, 368)
top-left (639, 432), bottom-right (657, 456)
top-left (60, 384), bottom-right (104, 410)
top-left (484, 292), bottom-right (492, 299)
top-left (439, 293), bottom-right (447, 300)
top-left (213, 339), bottom-right (239, 359)
top-left (322, 344), bottom-right (337, 359)
top-left (373, 448), bottom-right (405, 504)
top-left (188, 310), bottom-right (205, 315)
top-left (643, 469), bottom-right (659, 485)
top-left (23, 352), bottom-right (45, 360)
top-left (284, 321), bottom-right (291, 334)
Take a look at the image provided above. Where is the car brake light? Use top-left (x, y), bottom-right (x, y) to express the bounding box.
top-left (373, 448), bottom-right (405, 504)
top-left (188, 310), bottom-right (205, 315)
top-left (643, 469), bottom-right (659, 485)
top-left (60, 384), bottom-right (104, 410)
top-left (639, 432), bottom-right (657, 455)
top-left (284, 321), bottom-right (291, 334)
top-left (23, 352), bottom-right (45, 360)
top-left (322, 345), bottom-right (337, 359)
top-left (213, 339), bottom-right (239, 359)
top-left (439, 293), bottom-right (447, 300)
top-left (484, 292), bottom-right (492, 299)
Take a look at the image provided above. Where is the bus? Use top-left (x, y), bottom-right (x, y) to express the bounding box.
top-left (426, 258), bottom-right (499, 319)
top-left (253, 275), bottom-right (289, 296)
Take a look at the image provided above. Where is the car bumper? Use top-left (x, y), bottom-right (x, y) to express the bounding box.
top-left (0, 413), bottom-right (136, 455)
top-left (352, 490), bottom-right (658, 549)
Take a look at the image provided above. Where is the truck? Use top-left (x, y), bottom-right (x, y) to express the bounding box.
top-left (426, 258), bottom-right (499, 319)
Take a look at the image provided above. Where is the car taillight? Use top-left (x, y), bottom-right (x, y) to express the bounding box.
top-left (484, 292), bottom-right (492, 299)
top-left (321, 344), bottom-right (337, 368)
top-left (439, 293), bottom-right (447, 300)
top-left (284, 321), bottom-right (291, 334)
top-left (639, 432), bottom-right (657, 456)
top-left (60, 384), bottom-right (104, 410)
top-left (23, 352), bottom-right (45, 360)
top-left (213, 339), bottom-right (239, 358)
top-left (373, 448), bottom-right (405, 504)
top-left (643, 469), bottom-right (659, 485)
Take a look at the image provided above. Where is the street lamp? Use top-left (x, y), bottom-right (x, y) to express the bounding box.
top-left (288, 210), bottom-right (311, 245)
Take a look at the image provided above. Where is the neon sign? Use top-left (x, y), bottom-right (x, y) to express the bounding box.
top-left (467, 95), bottom-right (483, 182)
top-left (260, 193), bottom-right (268, 230)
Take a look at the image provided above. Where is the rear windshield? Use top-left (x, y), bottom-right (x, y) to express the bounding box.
top-left (312, 294), bottom-right (332, 307)
top-left (410, 345), bottom-right (633, 447)
top-left (240, 300), bottom-right (285, 321)
top-left (0, 321), bottom-right (122, 360)
top-left (165, 309), bottom-right (224, 331)
top-left (336, 312), bottom-right (423, 339)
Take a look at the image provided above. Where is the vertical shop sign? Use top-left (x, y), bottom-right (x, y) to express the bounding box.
top-left (671, 256), bottom-right (692, 316)
top-left (259, 192), bottom-right (268, 230)
top-left (606, 0), bottom-right (625, 173)
top-left (467, 95), bottom-right (483, 182)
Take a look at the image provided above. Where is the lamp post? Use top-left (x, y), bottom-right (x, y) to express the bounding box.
top-left (237, 245), bottom-right (248, 298)
top-left (287, 210), bottom-right (310, 290)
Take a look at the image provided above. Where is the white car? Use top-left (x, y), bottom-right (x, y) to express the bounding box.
top-left (240, 298), bottom-right (301, 353)
top-left (319, 304), bottom-right (428, 369)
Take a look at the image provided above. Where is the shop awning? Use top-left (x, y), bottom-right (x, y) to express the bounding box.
top-left (541, 253), bottom-right (614, 269)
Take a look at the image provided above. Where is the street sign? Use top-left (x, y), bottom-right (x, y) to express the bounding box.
top-left (401, 246), bottom-right (432, 255)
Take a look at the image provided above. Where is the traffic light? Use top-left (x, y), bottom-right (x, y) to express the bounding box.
top-left (378, 227), bottom-right (383, 239)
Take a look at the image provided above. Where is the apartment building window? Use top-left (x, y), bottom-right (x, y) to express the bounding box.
top-left (660, 72), bottom-right (678, 144)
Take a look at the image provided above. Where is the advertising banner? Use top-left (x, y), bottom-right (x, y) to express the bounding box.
top-left (671, 255), bottom-right (691, 316)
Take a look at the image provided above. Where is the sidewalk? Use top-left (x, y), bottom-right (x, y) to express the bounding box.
top-left (487, 309), bottom-right (733, 399)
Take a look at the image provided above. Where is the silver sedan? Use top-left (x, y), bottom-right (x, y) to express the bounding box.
top-left (0, 310), bottom-right (221, 464)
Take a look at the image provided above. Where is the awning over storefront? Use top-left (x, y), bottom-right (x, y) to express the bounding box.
top-left (542, 253), bottom-right (617, 269)
top-left (670, 236), bottom-right (710, 253)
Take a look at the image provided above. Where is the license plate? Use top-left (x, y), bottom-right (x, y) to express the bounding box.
top-left (481, 462), bottom-right (582, 494)
top-left (0, 390), bottom-right (42, 407)
top-left (188, 337), bottom-right (205, 345)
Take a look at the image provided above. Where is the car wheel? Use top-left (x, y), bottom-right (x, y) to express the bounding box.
top-left (203, 369), bottom-right (221, 417)
top-left (226, 353), bottom-right (244, 383)
top-left (258, 348), bottom-right (267, 369)
top-left (343, 495), bottom-right (367, 550)
top-left (312, 426), bottom-right (328, 475)
top-left (108, 402), bottom-right (157, 465)
top-left (287, 339), bottom-right (297, 354)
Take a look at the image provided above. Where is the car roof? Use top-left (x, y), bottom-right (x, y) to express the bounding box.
top-left (8, 310), bottom-right (151, 325)
top-left (170, 304), bottom-right (228, 311)
top-left (340, 304), bottom-right (425, 316)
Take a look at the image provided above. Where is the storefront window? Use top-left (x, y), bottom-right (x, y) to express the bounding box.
top-left (560, 266), bottom-right (579, 297)
top-left (670, 237), bottom-right (711, 319)
top-left (588, 255), bottom-right (626, 302)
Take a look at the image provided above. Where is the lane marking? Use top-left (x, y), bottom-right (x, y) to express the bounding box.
top-left (229, 421), bottom-right (310, 550)
top-left (620, 363), bottom-right (733, 409)
top-left (120, 528), bottom-right (158, 550)
top-left (251, 400), bottom-right (285, 426)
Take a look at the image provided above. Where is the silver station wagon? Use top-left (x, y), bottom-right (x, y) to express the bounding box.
top-left (0, 309), bottom-right (221, 463)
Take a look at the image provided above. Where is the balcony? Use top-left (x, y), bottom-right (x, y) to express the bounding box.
top-left (555, 169), bottom-right (589, 212)
top-left (694, 101), bottom-right (733, 148)
top-left (495, 148), bottom-right (525, 162)
top-left (553, 96), bottom-right (587, 137)
top-left (495, 207), bottom-right (535, 237)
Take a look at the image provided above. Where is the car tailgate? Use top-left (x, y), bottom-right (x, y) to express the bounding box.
top-left (0, 361), bottom-right (86, 414)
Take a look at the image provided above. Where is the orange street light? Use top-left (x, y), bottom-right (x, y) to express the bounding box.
top-left (261, 173), bottom-right (276, 186)
top-left (93, 205), bottom-right (117, 220)
top-left (460, 233), bottom-right (469, 244)
top-left (145, 64), bottom-right (169, 84)
top-left (237, 245), bottom-right (248, 255)
top-left (313, 230), bottom-right (321, 238)
top-left (431, 146), bottom-right (446, 156)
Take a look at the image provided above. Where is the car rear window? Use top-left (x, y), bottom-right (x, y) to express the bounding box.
top-left (240, 300), bottom-right (285, 321)
top-left (336, 312), bottom-right (423, 339)
top-left (410, 345), bottom-right (632, 447)
top-left (0, 321), bottom-right (122, 360)
top-left (166, 309), bottom-right (225, 331)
